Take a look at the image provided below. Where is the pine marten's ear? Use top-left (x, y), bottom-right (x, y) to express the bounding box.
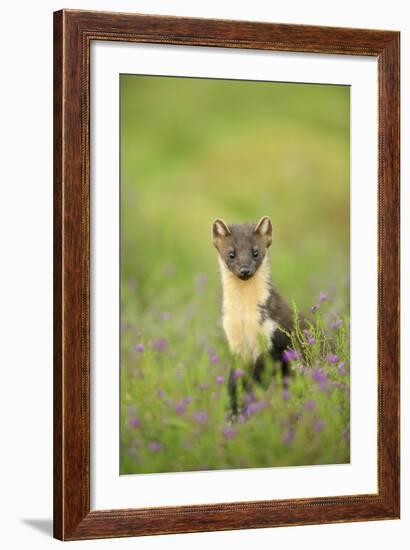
top-left (212, 219), bottom-right (231, 245)
top-left (255, 216), bottom-right (273, 247)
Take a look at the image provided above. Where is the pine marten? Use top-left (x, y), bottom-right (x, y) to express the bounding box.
top-left (212, 216), bottom-right (295, 414)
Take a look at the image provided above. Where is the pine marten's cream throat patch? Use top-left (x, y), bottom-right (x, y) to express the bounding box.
top-left (219, 256), bottom-right (277, 361)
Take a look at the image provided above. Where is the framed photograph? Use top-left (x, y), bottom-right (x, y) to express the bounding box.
top-left (54, 9), bottom-right (400, 540)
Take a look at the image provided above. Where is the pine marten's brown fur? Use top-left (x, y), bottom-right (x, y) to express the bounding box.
top-left (212, 216), bottom-right (295, 414)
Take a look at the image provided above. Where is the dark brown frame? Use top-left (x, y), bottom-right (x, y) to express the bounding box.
top-left (54, 9), bottom-right (400, 541)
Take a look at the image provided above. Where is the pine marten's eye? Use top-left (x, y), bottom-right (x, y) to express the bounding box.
top-left (229, 250), bottom-right (236, 259)
top-left (253, 249), bottom-right (259, 258)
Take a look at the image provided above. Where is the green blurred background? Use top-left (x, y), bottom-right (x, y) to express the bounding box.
top-left (121, 75), bottom-right (349, 309)
top-left (120, 75), bottom-right (350, 474)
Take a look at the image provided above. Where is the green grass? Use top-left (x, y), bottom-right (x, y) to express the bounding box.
top-left (120, 75), bottom-right (350, 474)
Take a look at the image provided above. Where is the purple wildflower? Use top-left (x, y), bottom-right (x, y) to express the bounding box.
top-left (152, 338), bottom-right (168, 351)
top-left (332, 318), bottom-right (343, 330)
top-left (183, 396), bottom-right (192, 405)
top-left (282, 389), bottom-right (290, 401)
top-left (244, 400), bottom-right (268, 418)
top-left (313, 419), bottom-right (325, 433)
top-left (282, 348), bottom-right (299, 362)
top-left (206, 346), bottom-right (220, 364)
top-left (192, 411), bottom-right (208, 424)
top-left (311, 369), bottom-right (327, 384)
top-left (222, 426), bottom-right (236, 439)
top-left (174, 401), bottom-right (187, 414)
top-left (215, 375), bottom-right (225, 385)
top-left (128, 416), bottom-right (140, 428)
top-left (244, 392), bottom-right (255, 404)
top-left (157, 389), bottom-right (165, 398)
top-left (327, 353), bottom-right (339, 364)
top-left (319, 292), bottom-right (327, 303)
top-left (311, 304), bottom-right (318, 314)
top-left (148, 441), bottom-right (162, 452)
top-left (245, 402), bottom-right (260, 417)
top-left (282, 430), bottom-right (295, 445)
top-left (304, 330), bottom-right (316, 345)
top-left (304, 399), bottom-right (316, 411)
top-left (233, 368), bottom-right (245, 380)
top-left (135, 343), bottom-right (144, 353)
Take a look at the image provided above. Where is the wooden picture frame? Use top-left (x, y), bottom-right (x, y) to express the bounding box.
top-left (53, 9), bottom-right (400, 540)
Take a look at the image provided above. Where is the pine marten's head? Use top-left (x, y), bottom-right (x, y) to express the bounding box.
top-left (212, 216), bottom-right (272, 280)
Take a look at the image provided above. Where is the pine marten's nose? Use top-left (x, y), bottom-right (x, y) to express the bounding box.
top-left (240, 267), bottom-right (251, 277)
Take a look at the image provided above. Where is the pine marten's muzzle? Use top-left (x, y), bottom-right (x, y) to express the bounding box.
top-left (238, 266), bottom-right (252, 280)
